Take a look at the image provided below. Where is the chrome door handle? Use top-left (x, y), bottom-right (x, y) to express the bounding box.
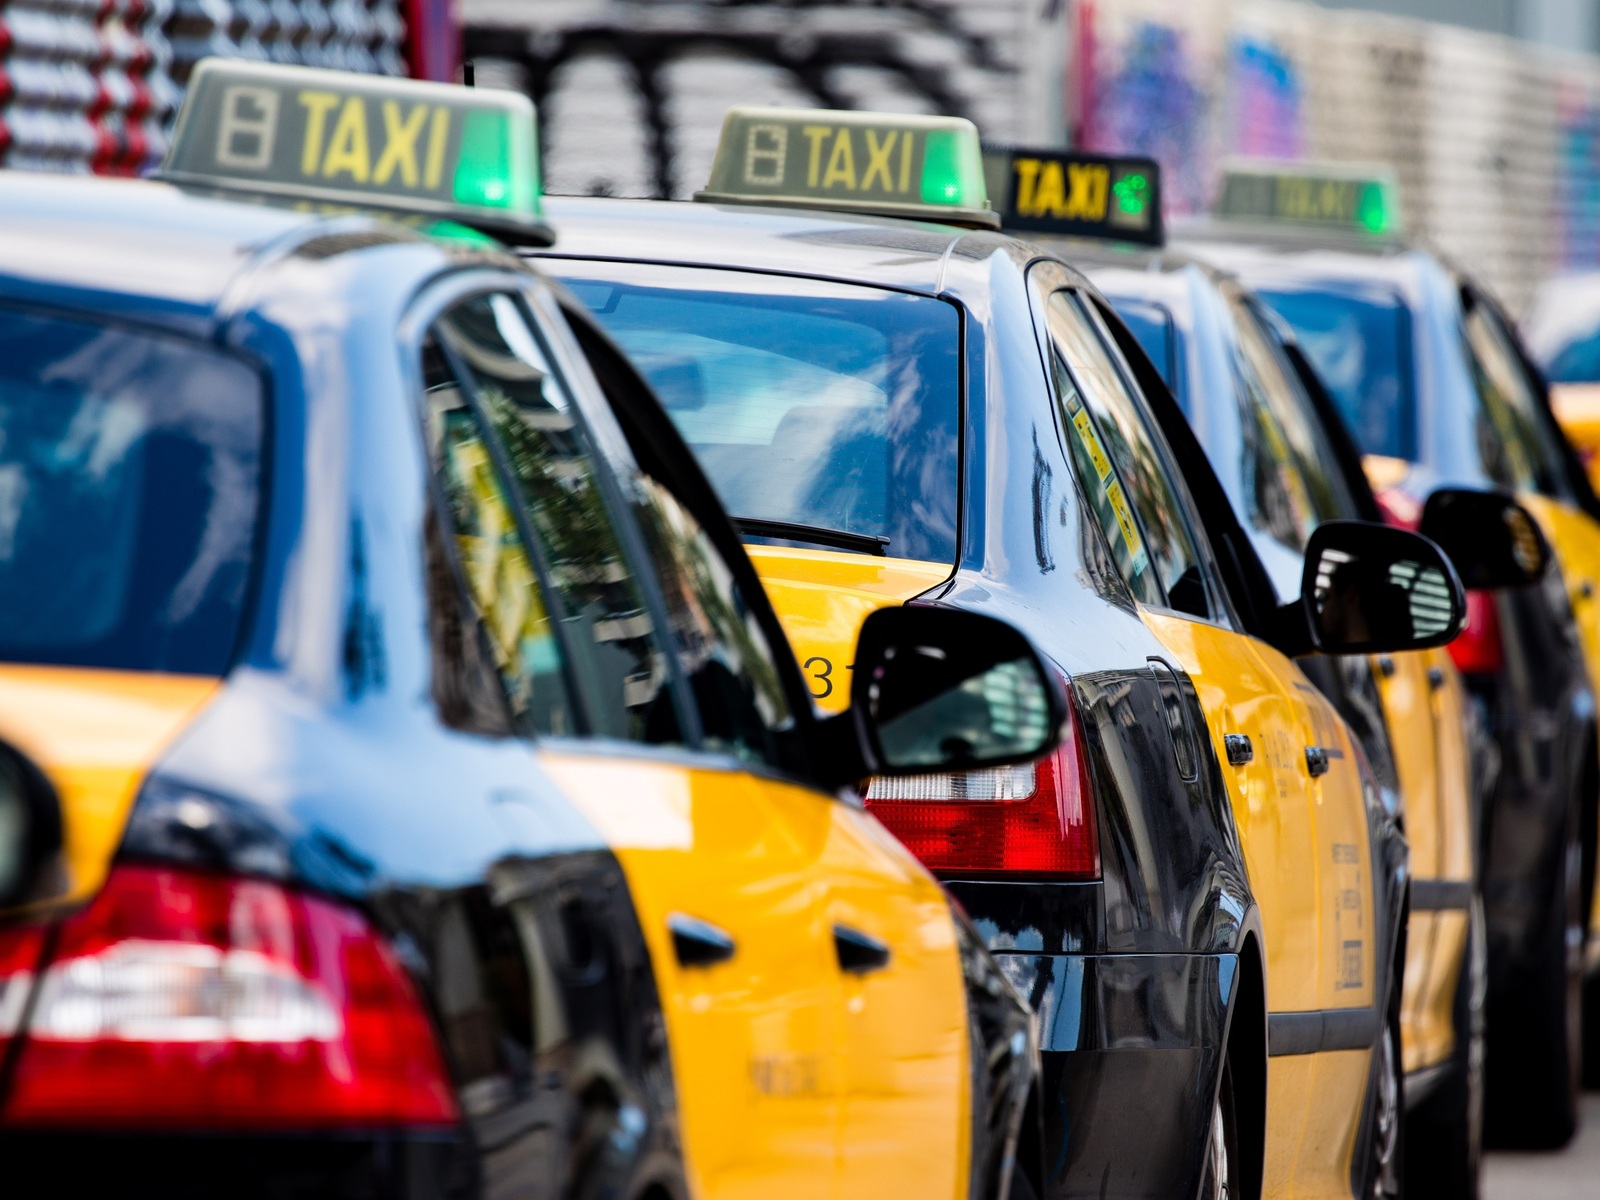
top-left (834, 925), bottom-right (891, 974)
top-left (669, 913), bottom-right (736, 967)
top-left (1224, 734), bottom-right (1253, 766)
top-left (1305, 746), bottom-right (1330, 777)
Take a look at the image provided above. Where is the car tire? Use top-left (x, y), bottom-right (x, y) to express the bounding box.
top-left (1197, 1052), bottom-right (1240, 1200)
top-left (1585, 967), bottom-right (1600, 1089)
top-left (1485, 814), bottom-right (1582, 1149)
top-left (1361, 986), bottom-right (1405, 1200)
top-left (1405, 895), bottom-right (1485, 1200)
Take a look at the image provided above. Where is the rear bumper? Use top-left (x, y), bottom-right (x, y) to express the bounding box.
top-left (996, 951), bottom-right (1236, 1200)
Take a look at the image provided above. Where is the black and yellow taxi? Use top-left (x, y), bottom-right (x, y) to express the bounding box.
top-left (1186, 161), bottom-right (1600, 1148)
top-left (1025, 168), bottom-right (1545, 1195)
top-left (535, 108), bottom-right (1467, 1200)
top-left (0, 62), bottom-right (1058, 1199)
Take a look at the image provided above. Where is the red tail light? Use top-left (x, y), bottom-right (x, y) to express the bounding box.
top-left (1, 865), bottom-right (457, 1130)
top-left (1374, 486), bottom-right (1422, 531)
top-left (863, 680), bottom-right (1099, 879)
top-left (1447, 589), bottom-right (1504, 675)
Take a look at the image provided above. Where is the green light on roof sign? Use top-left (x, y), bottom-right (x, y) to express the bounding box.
top-left (157, 58), bottom-right (552, 245)
top-left (696, 106), bottom-right (998, 229)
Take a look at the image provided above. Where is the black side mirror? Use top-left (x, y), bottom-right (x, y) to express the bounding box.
top-left (813, 605), bottom-right (1068, 787)
top-left (1419, 487), bottom-right (1550, 589)
top-left (0, 740), bottom-right (64, 909)
top-left (1282, 520), bottom-right (1467, 657)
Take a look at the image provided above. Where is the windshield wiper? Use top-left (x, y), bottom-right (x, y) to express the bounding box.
top-left (735, 517), bottom-right (890, 557)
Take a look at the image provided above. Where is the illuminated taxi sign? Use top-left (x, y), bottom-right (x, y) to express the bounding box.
top-left (158, 58), bottom-right (552, 245)
top-left (1215, 158), bottom-right (1401, 236)
top-left (695, 106), bottom-right (998, 229)
top-left (983, 145), bottom-right (1163, 246)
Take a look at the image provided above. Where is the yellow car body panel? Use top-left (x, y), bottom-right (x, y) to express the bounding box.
top-left (1517, 491), bottom-right (1600, 943)
top-left (0, 666), bottom-right (219, 904)
top-left (745, 546), bottom-right (950, 714)
top-left (1141, 610), bottom-right (1376, 1199)
top-left (1552, 383), bottom-right (1600, 495)
top-left (541, 749), bottom-right (970, 1200)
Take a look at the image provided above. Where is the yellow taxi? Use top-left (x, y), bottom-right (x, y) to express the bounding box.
top-left (0, 62), bottom-right (1055, 1198)
top-left (538, 109), bottom-right (1471, 1200)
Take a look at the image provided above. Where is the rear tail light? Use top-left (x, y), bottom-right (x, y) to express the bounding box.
top-left (864, 680), bottom-right (1099, 879)
top-left (1447, 589), bottom-right (1505, 675)
top-left (1, 865), bottom-right (457, 1130)
top-left (1374, 486), bottom-right (1422, 531)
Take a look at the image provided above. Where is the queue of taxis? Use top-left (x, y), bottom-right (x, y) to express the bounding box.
top-left (534, 108), bottom-right (1471, 1200)
top-left (1019, 164), bottom-right (1551, 1196)
top-left (1185, 163), bottom-right (1600, 1148)
top-left (0, 62), bottom-right (1066, 1199)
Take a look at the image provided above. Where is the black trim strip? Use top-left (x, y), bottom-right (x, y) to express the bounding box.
top-left (1268, 1007), bottom-right (1380, 1056)
top-left (735, 517), bottom-right (890, 557)
top-left (1411, 879), bottom-right (1474, 911)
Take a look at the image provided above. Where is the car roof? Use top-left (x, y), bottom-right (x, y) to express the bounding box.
top-left (0, 171), bottom-right (475, 337)
top-left (539, 195), bottom-right (976, 295)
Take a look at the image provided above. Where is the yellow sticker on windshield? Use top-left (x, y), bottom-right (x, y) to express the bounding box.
top-left (1105, 479), bottom-right (1150, 574)
top-left (1072, 408), bottom-right (1113, 482)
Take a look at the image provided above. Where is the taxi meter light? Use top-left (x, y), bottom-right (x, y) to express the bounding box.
top-left (983, 145), bottom-right (1165, 246)
top-left (1215, 157), bottom-right (1401, 236)
top-left (157, 58), bottom-right (553, 246)
top-left (696, 106), bottom-right (999, 230)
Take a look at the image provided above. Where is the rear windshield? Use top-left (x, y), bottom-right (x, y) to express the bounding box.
top-left (1260, 287), bottom-right (1416, 461)
top-left (558, 265), bottom-right (961, 565)
top-left (1111, 297), bottom-right (1180, 398)
top-left (0, 309), bottom-right (263, 674)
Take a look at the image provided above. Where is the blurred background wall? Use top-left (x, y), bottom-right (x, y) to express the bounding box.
top-left (461, 0), bottom-right (1600, 312)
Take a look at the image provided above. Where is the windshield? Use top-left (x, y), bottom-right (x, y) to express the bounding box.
top-left (1544, 328), bottom-right (1600, 383)
top-left (0, 308), bottom-right (263, 674)
top-left (1260, 287), bottom-right (1416, 461)
top-left (557, 265), bottom-right (962, 565)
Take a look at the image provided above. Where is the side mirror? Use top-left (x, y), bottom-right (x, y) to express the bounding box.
top-left (1288, 520), bottom-right (1467, 657)
top-left (1419, 487), bottom-right (1550, 589)
top-left (814, 605), bottom-right (1068, 787)
top-left (0, 740), bottom-right (64, 909)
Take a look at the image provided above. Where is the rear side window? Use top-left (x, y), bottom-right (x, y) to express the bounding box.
top-left (1046, 289), bottom-right (1211, 619)
top-left (1263, 287), bottom-right (1416, 461)
top-left (560, 265), bottom-right (961, 565)
top-left (1461, 302), bottom-right (1570, 498)
top-left (0, 309), bottom-right (262, 674)
top-left (1112, 297), bottom-right (1179, 395)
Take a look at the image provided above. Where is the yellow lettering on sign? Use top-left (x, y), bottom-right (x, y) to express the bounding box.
top-left (1012, 157), bottom-right (1042, 215)
top-left (861, 129), bottom-right (897, 191)
top-left (899, 131), bottom-right (914, 192)
top-left (423, 107), bottom-right (450, 189)
top-left (1031, 161), bottom-right (1065, 218)
top-left (1065, 163), bottom-right (1108, 220)
top-left (822, 128), bottom-right (856, 190)
top-left (1072, 408), bottom-right (1113, 481)
top-left (803, 125), bottom-right (831, 187)
top-left (322, 97), bottom-right (371, 182)
top-left (374, 100), bottom-right (429, 187)
top-left (298, 90), bottom-right (341, 176)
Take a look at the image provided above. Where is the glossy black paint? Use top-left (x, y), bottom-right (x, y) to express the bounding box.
top-left (534, 198), bottom-right (1264, 1200)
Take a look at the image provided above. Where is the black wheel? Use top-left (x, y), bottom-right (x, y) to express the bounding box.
top-left (1585, 966), bottom-right (1600, 1088)
top-left (1485, 816), bottom-right (1582, 1149)
top-left (1197, 1052), bottom-right (1240, 1200)
top-left (1406, 896), bottom-right (1485, 1200)
top-left (1362, 989), bottom-right (1405, 1200)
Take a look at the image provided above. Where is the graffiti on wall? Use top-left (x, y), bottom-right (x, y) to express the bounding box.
top-left (1228, 34), bottom-right (1303, 160)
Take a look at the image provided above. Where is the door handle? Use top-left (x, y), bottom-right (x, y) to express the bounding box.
top-left (834, 925), bottom-right (891, 974)
top-left (1580, 580), bottom-right (1595, 601)
top-left (669, 913), bottom-right (736, 967)
top-left (1305, 746), bottom-right (1330, 777)
top-left (1427, 666), bottom-right (1447, 691)
top-left (1224, 734), bottom-right (1253, 766)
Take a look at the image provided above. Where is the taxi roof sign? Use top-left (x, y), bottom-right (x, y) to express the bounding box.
top-left (158, 58), bottom-right (553, 245)
top-left (1215, 158), bottom-right (1401, 237)
top-left (983, 145), bottom-right (1164, 246)
top-left (695, 106), bottom-right (998, 230)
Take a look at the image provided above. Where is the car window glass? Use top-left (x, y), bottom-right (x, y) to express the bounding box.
top-left (1229, 293), bottom-right (1358, 550)
top-left (1461, 303), bottom-right (1570, 498)
top-left (1112, 297), bottom-right (1179, 396)
top-left (1046, 289), bottom-right (1211, 618)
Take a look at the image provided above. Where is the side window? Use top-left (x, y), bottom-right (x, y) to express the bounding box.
top-left (1046, 289), bottom-right (1211, 618)
top-left (424, 292), bottom-right (680, 743)
top-left (1461, 302), bottom-right (1569, 498)
top-left (1229, 293), bottom-right (1359, 551)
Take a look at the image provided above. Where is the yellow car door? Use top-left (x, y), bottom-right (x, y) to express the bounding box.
top-left (1042, 287), bottom-right (1385, 1199)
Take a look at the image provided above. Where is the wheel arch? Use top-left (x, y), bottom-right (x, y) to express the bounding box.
top-left (1228, 931), bottom-right (1268, 1200)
